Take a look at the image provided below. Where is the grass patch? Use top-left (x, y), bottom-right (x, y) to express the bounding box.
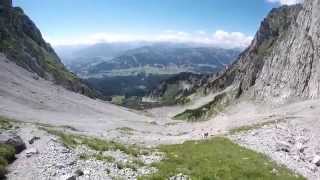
top-left (116, 161), bottom-right (142, 171)
top-left (139, 137), bottom-right (304, 180)
top-left (229, 119), bottom-right (285, 135)
top-left (0, 116), bottom-right (18, 130)
top-left (0, 144), bottom-right (16, 178)
top-left (78, 152), bottom-right (115, 163)
top-left (42, 128), bottom-right (141, 157)
top-left (116, 127), bottom-right (135, 135)
top-left (94, 153), bottom-right (116, 162)
top-left (111, 96), bottom-right (126, 105)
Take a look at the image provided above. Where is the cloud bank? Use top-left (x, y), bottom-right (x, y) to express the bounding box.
top-left (266, 0), bottom-right (304, 5)
top-left (45, 30), bottom-right (253, 49)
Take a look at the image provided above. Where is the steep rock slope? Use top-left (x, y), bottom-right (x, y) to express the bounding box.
top-left (201, 3), bottom-right (310, 103)
top-left (0, 0), bottom-right (95, 97)
top-left (162, 2), bottom-right (320, 120)
top-left (253, 0), bottom-right (320, 101)
top-left (202, 5), bottom-right (301, 100)
top-left (148, 4), bottom-right (306, 107)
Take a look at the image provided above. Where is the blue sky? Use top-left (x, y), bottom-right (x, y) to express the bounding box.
top-left (13, 0), bottom-right (303, 48)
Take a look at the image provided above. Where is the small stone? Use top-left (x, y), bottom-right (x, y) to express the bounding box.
top-left (56, 164), bottom-right (65, 169)
top-left (74, 169), bottom-right (84, 177)
top-left (25, 148), bottom-right (39, 158)
top-left (83, 169), bottom-right (90, 175)
top-left (68, 160), bottom-right (76, 166)
top-left (312, 155), bottom-right (320, 166)
top-left (64, 175), bottom-right (76, 180)
top-left (170, 173), bottom-right (189, 180)
top-left (276, 141), bottom-right (291, 152)
top-left (32, 76), bottom-right (39, 80)
top-left (271, 168), bottom-right (279, 175)
top-left (61, 148), bottom-right (70, 153)
top-left (28, 136), bottom-right (40, 144)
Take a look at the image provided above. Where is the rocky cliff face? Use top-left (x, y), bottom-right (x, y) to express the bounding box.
top-left (149, 3), bottom-right (312, 105)
top-left (253, 0), bottom-right (320, 102)
top-left (0, 1), bottom-right (95, 97)
top-left (201, 1), bottom-right (318, 103)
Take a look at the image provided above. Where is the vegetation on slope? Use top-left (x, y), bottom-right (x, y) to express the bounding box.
top-left (174, 92), bottom-right (231, 121)
top-left (0, 116), bottom-right (16, 178)
top-left (0, 2), bottom-right (96, 97)
top-left (43, 128), bottom-right (142, 157)
top-left (0, 144), bottom-right (15, 179)
top-left (0, 116), bottom-right (16, 130)
top-left (139, 137), bottom-right (304, 180)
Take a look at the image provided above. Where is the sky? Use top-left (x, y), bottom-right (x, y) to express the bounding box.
top-left (13, 0), bottom-right (303, 48)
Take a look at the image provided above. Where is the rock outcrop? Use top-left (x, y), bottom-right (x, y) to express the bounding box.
top-left (201, 0), bottom-right (320, 104)
top-left (201, 4), bottom-right (304, 103)
top-left (0, 132), bottom-right (26, 153)
top-left (0, 1), bottom-right (96, 97)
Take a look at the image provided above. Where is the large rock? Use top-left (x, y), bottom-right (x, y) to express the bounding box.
top-left (0, 132), bottom-right (26, 153)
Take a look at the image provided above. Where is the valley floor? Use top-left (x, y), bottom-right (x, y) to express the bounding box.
top-left (1, 55), bottom-right (320, 179)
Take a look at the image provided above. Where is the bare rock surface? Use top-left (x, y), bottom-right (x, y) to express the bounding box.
top-left (230, 119), bottom-right (320, 180)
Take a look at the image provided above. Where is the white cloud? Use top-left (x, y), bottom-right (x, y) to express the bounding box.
top-left (211, 30), bottom-right (253, 49)
top-left (266, 0), bottom-right (304, 5)
top-left (46, 30), bottom-right (253, 49)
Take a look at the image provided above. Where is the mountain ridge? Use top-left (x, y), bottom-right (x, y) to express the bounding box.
top-left (0, 0), bottom-right (96, 97)
top-left (73, 45), bottom-right (240, 78)
top-left (157, 3), bottom-right (306, 107)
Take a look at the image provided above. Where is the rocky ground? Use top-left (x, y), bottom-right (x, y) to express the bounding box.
top-left (3, 122), bottom-right (162, 180)
top-left (3, 54), bottom-right (320, 179)
top-left (229, 118), bottom-right (320, 180)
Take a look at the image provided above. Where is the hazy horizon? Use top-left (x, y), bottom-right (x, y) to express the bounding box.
top-left (12, 0), bottom-right (303, 48)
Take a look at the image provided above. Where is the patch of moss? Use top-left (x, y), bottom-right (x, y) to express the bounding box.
top-left (0, 116), bottom-right (18, 130)
top-left (139, 137), bottom-right (305, 180)
top-left (0, 144), bottom-right (16, 178)
top-left (116, 127), bottom-right (135, 135)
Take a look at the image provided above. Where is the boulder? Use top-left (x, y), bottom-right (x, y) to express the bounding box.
top-left (0, 132), bottom-right (26, 153)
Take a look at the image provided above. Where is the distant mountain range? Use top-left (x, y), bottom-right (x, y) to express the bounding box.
top-left (56, 43), bottom-right (240, 100)
top-left (57, 44), bottom-right (240, 78)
